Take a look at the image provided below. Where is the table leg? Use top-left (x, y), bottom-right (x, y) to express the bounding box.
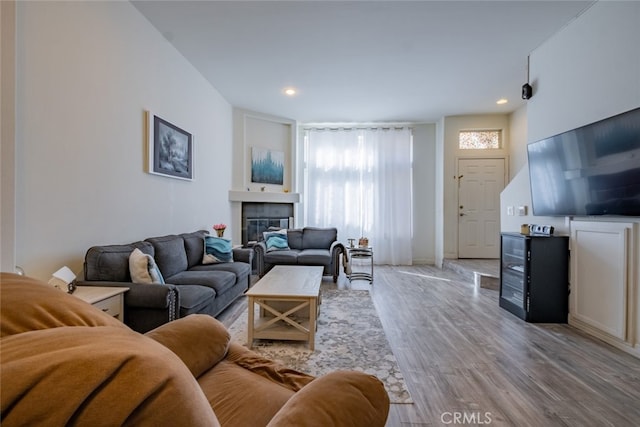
top-left (247, 295), bottom-right (255, 348)
top-left (309, 296), bottom-right (317, 351)
top-left (371, 251), bottom-right (374, 284)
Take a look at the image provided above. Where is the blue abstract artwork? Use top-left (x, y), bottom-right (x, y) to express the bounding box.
top-left (251, 147), bottom-right (284, 185)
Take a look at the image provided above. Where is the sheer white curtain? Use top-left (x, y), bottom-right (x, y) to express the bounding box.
top-left (304, 127), bottom-right (412, 265)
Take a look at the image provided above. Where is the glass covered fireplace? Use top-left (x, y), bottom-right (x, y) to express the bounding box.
top-left (241, 202), bottom-right (294, 246)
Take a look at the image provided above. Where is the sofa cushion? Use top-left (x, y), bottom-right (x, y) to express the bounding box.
top-left (226, 342), bottom-right (314, 392)
top-left (286, 229), bottom-right (304, 250)
top-left (168, 271), bottom-right (237, 296)
top-left (199, 359), bottom-right (295, 427)
top-left (146, 235), bottom-right (188, 278)
top-left (296, 249), bottom-right (331, 266)
top-left (302, 227), bottom-right (337, 250)
top-left (203, 236), bottom-right (233, 264)
top-left (264, 229), bottom-right (290, 252)
top-left (129, 248), bottom-right (165, 284)
top-left (181, 231), bottom-right (207, 269)
top-left (189, 262), bottom-right (250, 280)
top-left (84, 242), bottom-right (154, 282)
top-left (175, 285), bottom-right (216, 314)
top-left (264, 249), bottom-right (300, 265)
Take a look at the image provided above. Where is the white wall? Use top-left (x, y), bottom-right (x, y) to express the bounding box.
top-left (412, 123), bottom-right (437, 264)
top-left (528, 1), bottom-right (640, 143)
top-left (501, 0), bottom-right (640, 235)
top-left (1, 0), bottom-right (17, 273)
top-left (508, 105), bottom-right (528, 179)
top-left (435, 117), bottom-right (445, 267)
top-left (12, 1), bottom-right (233, 280)
top-left (499, 105), bottom-right (562, 234)
top-left (500, 165), bottom-right (567, 233)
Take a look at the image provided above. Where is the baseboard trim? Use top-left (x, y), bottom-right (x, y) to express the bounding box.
top-left (411, 258), bottom-right (435, 265)
top-left (569, 316), bottom-right (639, 359)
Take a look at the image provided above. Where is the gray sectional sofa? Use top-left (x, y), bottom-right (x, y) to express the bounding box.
top-left (254, 227), bottom-right (345, 282)
top-left (77, 230), bottom-right (252, 333)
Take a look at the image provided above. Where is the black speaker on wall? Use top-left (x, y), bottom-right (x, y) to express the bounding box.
top-left (522, 83), bottom-right (532, 100)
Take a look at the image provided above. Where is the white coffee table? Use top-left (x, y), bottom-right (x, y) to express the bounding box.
top-left (246, 265), bottom-right (323, 350)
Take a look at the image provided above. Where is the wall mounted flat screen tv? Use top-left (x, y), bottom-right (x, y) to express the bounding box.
top-left (527, 107), bottom-right (640, 216)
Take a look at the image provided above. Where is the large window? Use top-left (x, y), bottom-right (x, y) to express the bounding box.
top-left (303, 127), bottom-right (413, 265)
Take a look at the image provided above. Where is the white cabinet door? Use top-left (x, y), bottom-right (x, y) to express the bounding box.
top-left (570, 221), bottom-right (633, 341)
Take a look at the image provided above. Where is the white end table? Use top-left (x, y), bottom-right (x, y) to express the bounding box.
top-left (73, 286), bottom-right (129, 322)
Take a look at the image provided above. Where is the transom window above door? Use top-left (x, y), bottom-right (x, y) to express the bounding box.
top-left (459, 130), bottom-right (502, 149)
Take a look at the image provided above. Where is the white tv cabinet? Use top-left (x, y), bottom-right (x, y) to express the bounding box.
top-left (570, 220), bottom-right (639, 358)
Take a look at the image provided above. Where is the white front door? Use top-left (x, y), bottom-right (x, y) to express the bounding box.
top-left (457, 158), bottom-right (505, 258)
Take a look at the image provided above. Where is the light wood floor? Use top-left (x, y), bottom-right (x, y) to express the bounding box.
top-left (219, 264), bottom-right (640, 427)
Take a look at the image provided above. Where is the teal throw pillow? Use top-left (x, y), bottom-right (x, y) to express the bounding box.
top-left (203, 236), bottom-right (233, 264)
top-left (263, 229), bottom-right (290, 252)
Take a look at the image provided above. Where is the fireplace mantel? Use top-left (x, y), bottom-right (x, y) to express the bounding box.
top-left (228, 190), bottom-right (300, 204)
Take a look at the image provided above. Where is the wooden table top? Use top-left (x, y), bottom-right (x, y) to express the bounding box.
top-left (247, 265), bottom-right (323, 298)
top-left (73, 286), bottom-right (129, 304)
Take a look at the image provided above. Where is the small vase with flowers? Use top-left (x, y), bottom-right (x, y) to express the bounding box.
top-left (213, 223), bottom-right (227, 238)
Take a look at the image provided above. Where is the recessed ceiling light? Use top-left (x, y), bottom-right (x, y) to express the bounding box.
top-left (496, 98), bottom-right (508, 105)
top-left (283, 87), bottom-right (297, 96)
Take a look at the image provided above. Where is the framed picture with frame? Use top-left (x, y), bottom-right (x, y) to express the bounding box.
top-left (147, 112), bottom-right (193, 180)
top-left (251, 147), bottom-right (284, 185)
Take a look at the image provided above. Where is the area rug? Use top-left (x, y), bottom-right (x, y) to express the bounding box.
top-left (228, 287), bottom-right (413, 404)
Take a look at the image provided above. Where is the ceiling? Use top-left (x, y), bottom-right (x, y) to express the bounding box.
top-left (132, 0), bottom-right (593, 123)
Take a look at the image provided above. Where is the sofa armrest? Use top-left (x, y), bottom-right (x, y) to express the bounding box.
top-left (232, 247), bottom-right (254, 265)
top-left (76, 280), bottom-right (180, 333)
top-left (266, 371), bottom-right (390, 427)
top-left (330, 241), bottom-right (345, 282)
top-left (254, 241), bottom-right (268, 277)
top-left (1, 274), bottom-right (123, 336)
top-left (145, 314), bottom-right (230, 378)
top-left (1, 325), bottom-right (219, 426)
top-left (330, 241), bottom-right (345, 258)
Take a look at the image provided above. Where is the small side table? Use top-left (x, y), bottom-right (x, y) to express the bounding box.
top-left (73, 286), bottom-right (129, 322)
top-left (347, 247), bottom-right (374, 284)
